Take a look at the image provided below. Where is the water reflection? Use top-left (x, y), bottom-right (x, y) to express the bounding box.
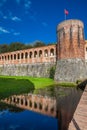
top-left (34, 85), bottom-right (83, 130)
top-left (0, 85), bottom-right (83, 130)
top-left (0, 103), bottom-right (58, 130)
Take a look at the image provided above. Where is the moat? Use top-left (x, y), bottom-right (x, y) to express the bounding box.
top-left (0, 85), bottom-right (83, 130)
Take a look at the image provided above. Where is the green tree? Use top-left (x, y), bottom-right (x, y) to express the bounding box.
top-left (8, 42), bottom-right (26, 52)
top-left (33, 41), bottom-right (45, 47)
top-left (0, 44), bottom-right (9, 53)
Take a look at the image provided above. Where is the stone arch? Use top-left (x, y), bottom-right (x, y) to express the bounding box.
top-left (5, 55), bottom-right (6, 60)
top-left (8, 55), bottom-right (10, 60)
top-left (25, 52), bottom-right (28, 59)
top-left (44, 49), bottom-right (48, 57)
top-left (45, 105), bottom-right (48, 111)
top-left (34, 51), bottom-right (37, 58)
top-left (50, 48), bottom-right (54, 56)
top-left (30, 52), bottom-right (32, 58)
top-left (11, 54), bottom-right (13, 60)
top-left (39, 103), bottom-right (42, 110)
top-left (25, 99), bottom-right (28, 106)
top-left (17, 98), bottom-right (19, 104)
top-left (29, 100), bottom-right (32, 107)
top-left (14, 54), bottom-right (16, 60)
top-left (10, 97), bottom-right (12, 102)
top-left (13, 97), bottom-right (16, 103)
top-left (50, 107), bottom-right (54, 113)
top-left (34, 102), bottom-right (37, 109)
top-left (2, 56), bottom-right (4, 60)
top-left (21, 53), bottom-right (24, 59)
top-left (21, 99), bottom-right (23, 105)
top-left (39, 50), bottom-right (42, 57)
top-left (17, 53), bottom-right (20, 59)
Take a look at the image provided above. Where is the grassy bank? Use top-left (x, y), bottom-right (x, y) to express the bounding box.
top-left (0, 76), bottom-right (76, 100)
top-left (57, 82), bottom-right (76, 87)
top-left (0, 76), bottom-right (55, 99)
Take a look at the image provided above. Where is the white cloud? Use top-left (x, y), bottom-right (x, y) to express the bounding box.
top-left (11, 16), bottom-right (21, 21)
top-left (0, 27), bottom-right (10, 34)
top-left (42, 22), bottom-right (48, 27)
top-left (13, 32), bottom-right (20, 36)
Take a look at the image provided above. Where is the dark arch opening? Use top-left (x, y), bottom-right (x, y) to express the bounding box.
top-left (21, 53), bottom-right (24, 59)
top-left (39, 103), bottom-right (42, 110)
top-left (29, 100), bottom-right (32, 107)
top-left (18, 53), bottom-right (20, 59)
top-left (30, 52), bottom-right (32, 58)
top-left (25, 100), bottom-right (28, 106)
top-left (13, 97), bottom-right (16, 103)
top-left (34, 102), bottom-right (37, 109)
top-left (39, 50), bottom-right (42, 57)
top-left (45, 105), bottom-right (48, 111)
top-left (25, 52), bottom-right (28, 59)
top-left (14, 54), bottom-right (16, 60)
top-left (50, 107), bottom-right (54, 113)
top-left (21, 99), bottom-right (23, 105)
top-left (17, 98), bottom-right (19, 104)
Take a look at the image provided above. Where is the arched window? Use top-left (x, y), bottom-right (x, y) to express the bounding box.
top-left (44, 49), bottom-right (48, 57)
top-left (50, 48), bottom-right (54, 56)
top-left (30, 52), bottom-right (32, 58)
top-left (25, 52), bottom-right (28, 59)
top-left (21, 53), bottom-right (24, 59)
top-left (39, 50), bottom-right (42, 57)
top-left (34, 51), bottom-right (37, 58)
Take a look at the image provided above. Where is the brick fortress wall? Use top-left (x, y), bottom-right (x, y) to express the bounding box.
top-left (0, 45), bottom-right (56, 77)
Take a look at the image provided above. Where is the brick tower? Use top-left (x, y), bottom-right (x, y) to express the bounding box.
top-left (55, 19), bottom-right (86, 82)
top-left (57, 20), bottom-right (85, 59)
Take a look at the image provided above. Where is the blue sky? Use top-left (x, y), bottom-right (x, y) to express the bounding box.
top-left (0, 0), bottom-right (87, 44)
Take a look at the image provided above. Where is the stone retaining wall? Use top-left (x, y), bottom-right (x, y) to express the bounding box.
top-left (0, 63), bottom-right (56, 77)
top-left (55, 59), bottom-right (87, 82)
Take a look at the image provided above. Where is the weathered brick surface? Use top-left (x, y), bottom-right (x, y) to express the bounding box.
top-left (68, 85), bottom-right (87, 130)
top-left (57, 20), bottom-right (85, 59)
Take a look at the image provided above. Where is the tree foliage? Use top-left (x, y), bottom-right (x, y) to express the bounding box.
top-left (0, 41), bottom-right (55, 54)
